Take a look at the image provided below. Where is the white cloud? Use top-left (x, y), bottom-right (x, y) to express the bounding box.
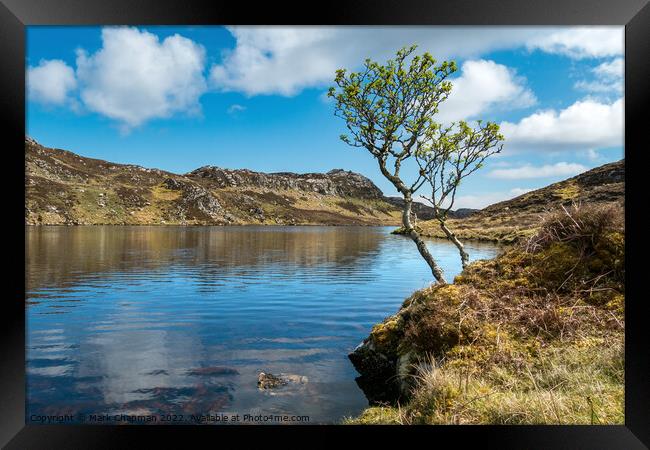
top-left (227, 104), bottom-right (246, 114)
top-left (27, 59), bottom-right (77, 105)
top-left (210, 27), bottom-right (336, 96)
top-left (526, 27), bottom-right (623, 59)
top-left (574, 80), bottom-right (620, 94)
top-left (594, 57), bottom-right (624, 78)
top-left (500, 98), bottom-right (623, 152)
top-left (211, 28), bottom-right (536, 121)
top-left (75, 27), bottom-right (207, 129)
top-left (210, 26), bottom-right (623, 97)
top-left (436, 59), bottom-right (536, 122)
top-left (209, 26), bottom-right (558, 97)
top-left (585, 148), bottom-right (608, 163)
top-left (488, 162), bottom-right (587, 179)
top-left (452, 186), bottom-right (539, 209)
top-left (575, 57), bottom-right (624, 94)
top-left (489, 160), bottom-right (514, 168)
top-left (453, 192), bottom-right (515, 210)
top-left (509, 187), bottom-right (534, 196)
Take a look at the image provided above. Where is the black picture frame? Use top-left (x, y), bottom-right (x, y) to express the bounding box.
top-left (1, 0), bottom-right (648, 447)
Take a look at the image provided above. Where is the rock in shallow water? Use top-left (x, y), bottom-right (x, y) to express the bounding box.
top-left (347, 313), bottom-right (415, 405)
top-left (257, 372), bottom-right (308, 389)
top-left (348, 340), bottom-right (402, 404)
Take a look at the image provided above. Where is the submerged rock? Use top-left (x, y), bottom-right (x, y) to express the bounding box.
top-left (257, 372), bottom-right (308, 389)
top-left (258, 372), bottom-right (286, 389)
top-left (187, 366), bottom-right (239, 376)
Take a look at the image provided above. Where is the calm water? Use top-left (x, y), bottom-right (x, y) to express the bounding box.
top-left (26, 226), bottom-right (499, 424)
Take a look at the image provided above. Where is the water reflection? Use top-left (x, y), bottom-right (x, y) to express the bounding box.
top-left (26, 226), bottom-right (499, 424)
top-left (26, 226), bottom-right (388, 292)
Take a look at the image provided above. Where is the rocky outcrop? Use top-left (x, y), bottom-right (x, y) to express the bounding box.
top-left (187, 166), bottom-right (384, 199)
top-left (162, 177), bottom-right (227, 223)
top-left (451, 208), bottom-right (479, 219)
top-left (480, 160), bottom-right (624, 217)
top-left (348, 301), bottom-right (419, 404)
top-left (383, 197), bottom-right (436, 220)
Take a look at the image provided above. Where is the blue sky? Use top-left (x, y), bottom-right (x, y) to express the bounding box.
top-left (26, 26), bottom-right (624, 208)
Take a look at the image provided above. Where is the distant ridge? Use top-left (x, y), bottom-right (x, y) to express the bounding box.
top-left (383, 197), bottom-right (478, 221)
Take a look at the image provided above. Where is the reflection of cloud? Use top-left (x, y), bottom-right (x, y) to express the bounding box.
top-left (248, 336), bottom-right (342, 344)
top-left (78, 320), bottom-right (205, 405)
top-left (214, 347), bottom-right (331, 362)
top-left (28, 365), bottom-right (74, 377)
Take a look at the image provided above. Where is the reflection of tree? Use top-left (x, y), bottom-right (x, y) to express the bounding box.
top-left (26, 226), bottom-right (386, 293)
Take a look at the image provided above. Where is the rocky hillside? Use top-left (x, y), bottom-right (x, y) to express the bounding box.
top-left (187, 166), bottom-right (384, 199)
top-left (25, 138), bottom-right (404, 226)
top-left (414, 160), bottom-right (624, 243)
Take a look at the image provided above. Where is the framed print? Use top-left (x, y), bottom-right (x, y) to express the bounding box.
top-left (1, 0), bottom-right (648, 447)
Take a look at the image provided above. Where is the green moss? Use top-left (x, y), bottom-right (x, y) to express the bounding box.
top-left (401, 285), bottom-right (481, 356)
top-left (370, 316), bottom-right (404, 349)
top-left (552, 181), bottom-right (580, 200)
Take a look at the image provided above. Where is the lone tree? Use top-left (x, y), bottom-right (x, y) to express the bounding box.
top-left (416, 121), bottom-right (503, 268)
top-left (329, 45), bottom-right (503, 283)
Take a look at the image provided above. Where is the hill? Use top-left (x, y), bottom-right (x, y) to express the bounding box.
top-left (25, 138), bottom-right (404, 226)
top-left (411, 160), bottom-right (624, 243)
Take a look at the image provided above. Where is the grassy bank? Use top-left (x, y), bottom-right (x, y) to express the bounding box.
top-left (347, 203), bottom-right (624, 425)
top-left (391, 218), bottom-right (537, 243)
top-left (392, 160), bottom-right (624, 244)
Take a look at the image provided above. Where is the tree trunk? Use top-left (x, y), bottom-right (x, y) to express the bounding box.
top-left (439, 220), bottom-right (470, 269)
top-left (402, 196), bottom-right (447, 284)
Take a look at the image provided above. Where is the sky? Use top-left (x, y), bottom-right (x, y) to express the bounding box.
top-left (26, 26), bottom-right (624, 209)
